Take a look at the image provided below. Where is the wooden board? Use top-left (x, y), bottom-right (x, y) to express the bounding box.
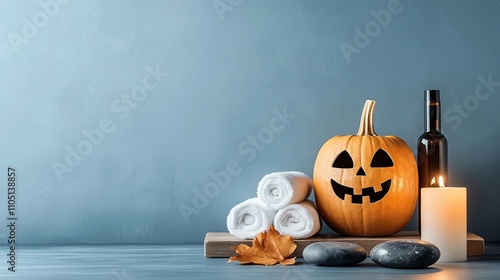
top-left (204, 231), bottom-right (485, 258)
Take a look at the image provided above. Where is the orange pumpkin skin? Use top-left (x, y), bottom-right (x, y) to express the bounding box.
top-left (313, 100), bottom-right (418, 237)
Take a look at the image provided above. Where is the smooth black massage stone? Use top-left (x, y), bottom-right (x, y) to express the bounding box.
top-left (303, 242), bottom-right (367, 266)
top-left (370, 240), bottom-right (440, 269)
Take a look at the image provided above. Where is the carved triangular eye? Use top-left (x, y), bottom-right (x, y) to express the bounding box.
top-left (370, 149), bottom-right (394, 168)
top-left (332, 150), bottom-right (354, 168)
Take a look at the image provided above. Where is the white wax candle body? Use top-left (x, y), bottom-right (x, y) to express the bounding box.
top-left (421, 187), bottom-right (467, 262)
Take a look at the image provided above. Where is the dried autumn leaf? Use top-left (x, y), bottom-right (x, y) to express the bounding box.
top-left (228, 225), bottom-right (297, 266)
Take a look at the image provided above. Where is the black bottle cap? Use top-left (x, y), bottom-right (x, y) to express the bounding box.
top-left (425, 90), bottom-right (440, 102)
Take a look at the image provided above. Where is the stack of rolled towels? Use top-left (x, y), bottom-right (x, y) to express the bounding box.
top-left (227, 171), bottom-right (321, 240)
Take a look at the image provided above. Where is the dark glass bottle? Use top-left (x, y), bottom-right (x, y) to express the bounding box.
top-left (417, 90), bottom-right (448, 232)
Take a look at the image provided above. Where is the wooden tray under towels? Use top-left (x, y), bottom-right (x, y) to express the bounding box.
top-left (204, 231), bottom-right (485, 258)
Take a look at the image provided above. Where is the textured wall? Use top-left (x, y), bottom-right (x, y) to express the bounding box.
top-left (0, 0), bottom-right (499, 244)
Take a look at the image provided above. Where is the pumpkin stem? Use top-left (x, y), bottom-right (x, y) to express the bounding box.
top-left (357, 100), bottom-right (377, 136)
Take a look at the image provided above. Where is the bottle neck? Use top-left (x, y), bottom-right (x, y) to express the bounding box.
top-left (425, 101), bottom-right (441, 132)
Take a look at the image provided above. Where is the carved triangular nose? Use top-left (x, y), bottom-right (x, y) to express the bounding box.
top-left (356, 167), bottom-right (366, 176)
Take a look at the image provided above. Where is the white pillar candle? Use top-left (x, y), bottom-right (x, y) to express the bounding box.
top-left (421, 186), bottom-right (467, 262)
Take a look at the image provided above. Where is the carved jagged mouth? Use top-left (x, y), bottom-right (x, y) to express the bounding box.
top-left (330, 179), bottom-right (391, 204)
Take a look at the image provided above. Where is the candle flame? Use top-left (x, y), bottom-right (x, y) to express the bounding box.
top-left (430, 176), bottom-right (446, 188)
top-left (438, 176), bottom-right (445, 188)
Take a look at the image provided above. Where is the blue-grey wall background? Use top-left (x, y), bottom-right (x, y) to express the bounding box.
top-left (0, 0), bottom-right (499, 244)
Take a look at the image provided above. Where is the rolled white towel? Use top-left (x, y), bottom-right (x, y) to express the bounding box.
top-left (273, 200), bottom-right (321, 239)
top-left (227, 197), bottom-right (277, 239)
top-left (257, 171), bottom-right (312, 211)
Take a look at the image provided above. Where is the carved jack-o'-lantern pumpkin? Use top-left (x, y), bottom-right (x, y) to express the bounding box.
top-left (313, 100), bottom-right (418, 237)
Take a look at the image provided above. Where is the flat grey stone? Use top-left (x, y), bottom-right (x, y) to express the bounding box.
top-left (370, 240), bottom-right (440, 269)
top-left (303, 242), bottom-right (367, 266)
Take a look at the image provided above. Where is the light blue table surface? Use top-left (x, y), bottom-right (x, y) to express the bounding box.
top-left (1, 243), bottom-right (499, 279)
